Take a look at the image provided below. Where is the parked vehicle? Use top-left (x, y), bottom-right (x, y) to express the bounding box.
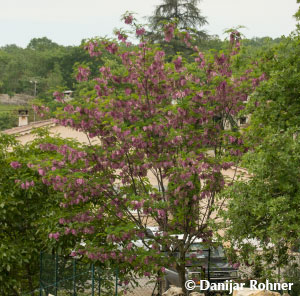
top-left (164, 237), bottom-right (239, 291)
top-left (129, 231), bottom-right (239, 292)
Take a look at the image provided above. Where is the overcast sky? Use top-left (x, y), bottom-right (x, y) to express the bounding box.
top-left (1, 0), bottom-right (299, 47)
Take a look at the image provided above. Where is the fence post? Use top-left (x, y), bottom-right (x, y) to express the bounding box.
top-left (39, 252), bottom-right (43, 296)
top-left (55, 253), bottom-right (58, 296)
top-left (91, 264), bottom-right (95, 296)
top-left (73, 258), bottom-right (76, 296)
top-left (98, 268), bottom-right (101, 296)
top-left (115, 267), bottom-right (118, 296)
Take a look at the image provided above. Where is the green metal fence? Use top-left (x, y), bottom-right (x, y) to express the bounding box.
top-left (23, 252), bottom-right (159, 296)
top-left (23, 253), bottom-right (119, 296)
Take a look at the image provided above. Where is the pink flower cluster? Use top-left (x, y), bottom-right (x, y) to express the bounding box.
top-left (76, 66), bottom-right (91, 82)
top-left (116, 31), bottom-right (127, 43)
top-left (20, 180), bottom-right (35, 189)
top-left (10, 161), bottom-right (21, 169)
top-left (164, 23), bottom-right (176, 42)
top-left (53, 91), bottom-right (65, 103)
top-left (104, 42), bottom-right (118, 54)
top-left (49, 232), bottom-right (60, 240)
top-left (32, 105), bottom-right (50, 117)
top-left (194, 50), bottom-right (205, 68)
top-left (183, 32), bottom-right (191, 47)
top-left (173, 56), bottom-right (182, 72)
top-left (136, 28), bottom-right (145, 36)
top-left (229, 31), bottom-right (242, 55)
top-left (38, 168), bottom-right (46, 176)
top-left (124, 15), bottom-right (133, 24)
top-left (84, 41), bottom-right (102, 57)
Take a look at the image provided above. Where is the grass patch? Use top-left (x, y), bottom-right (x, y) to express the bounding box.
top-left (0, 104), bottom-right (26, 112)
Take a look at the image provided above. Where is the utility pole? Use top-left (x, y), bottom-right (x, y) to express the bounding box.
top-left (30, 80), bottom-right (37, 122)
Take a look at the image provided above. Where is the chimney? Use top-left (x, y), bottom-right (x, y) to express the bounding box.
top-left (18, 110), bottom-right (29, 127)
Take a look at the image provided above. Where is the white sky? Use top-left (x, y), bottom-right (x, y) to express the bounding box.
top-left (1, 0), bottom-right (299, 47)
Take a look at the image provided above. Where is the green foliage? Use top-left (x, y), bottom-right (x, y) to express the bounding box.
top-left (26, 37), bottom-right (60, 51)
top-left (294, 0), bottom-right (300, 22)
top-left (220, 130), bottom-right (300, 264)
top-left (0, 38), bottom-right (104, 100)
top-left (0, 112), bottom-right (17, 131)
top-left (218, 33), bottom-right (300, 280)
top-left (244, 34), bottom-right (300, 145)
top-left (283, 261), bottom-right (300, 296)
top-left (0, 131), bottom-right (80, 295)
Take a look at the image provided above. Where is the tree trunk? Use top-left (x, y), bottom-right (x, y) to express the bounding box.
top-left (177, 263), bottom-right (187, 295)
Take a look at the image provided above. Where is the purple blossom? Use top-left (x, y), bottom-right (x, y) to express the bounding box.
top-left (259, 73), bottom-right (267, 81)
top-left (10, 161), bottom-right (21, 169)
top-left (127, 243), bottom-right (133, 250)
top-left (49, 232), bottom-right (60, 240)
top-left (183, 32), bottom-right (191, 47)
top-left (164, 23), bottom-right (175, 42)
top-left (59, 218), bottom-right (66, 224)
top-left (136, 28), bottom-right (145, 36)
top-left (20, 180), bottom-right (35, 189)
top-left (173, 56), bottom-right (182, 72)
top-left (233, 262), bottom-right (240, 269)
top-left (76, 66), bottom-right (90, 82)
top-left (105, 43), bottom-right (118, 54)
top-left (53, 91), bottom-right (65, 103)
top-left (125, 88), bottom-right (132, 95)
top-left (116, 31), bottom-right (127, 43)
top-left (76, 178), bottom-right (84, 185)
top-left (84, 41), bottom-right (102, 57)
top-left (124, 15), bottom-right (133, 24)
top-left (117, 212), bottom-right (123, 218)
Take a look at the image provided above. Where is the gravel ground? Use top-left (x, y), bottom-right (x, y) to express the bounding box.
top-left (120, 277), bottom-right (158, 296)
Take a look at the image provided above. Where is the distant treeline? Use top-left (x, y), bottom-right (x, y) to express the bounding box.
top-left (0, 35), bottom-right (283, 131)
top-left (0, 36), bottom-right (283, 98)
top-left (0, 37), bottom-right (102, 99)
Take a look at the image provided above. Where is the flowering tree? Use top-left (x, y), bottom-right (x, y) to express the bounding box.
top-left (36, 17), bottom-right (263, 294)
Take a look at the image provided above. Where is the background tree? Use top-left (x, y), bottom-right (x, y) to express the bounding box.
top-left (294, 0), bottom-right (300, 23)
top-left (0, 131), bottom-right (80, 295)
top-left (149, 0), bottom-right (207, 33)
top-left (218, 33), bottom-right (300, 284)
top-left (219, 130), bottom-right (300, 281)
top-left (26, 37), bottom-right (60, 51)
top-left (147, 0), bottom-right (208, 56)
